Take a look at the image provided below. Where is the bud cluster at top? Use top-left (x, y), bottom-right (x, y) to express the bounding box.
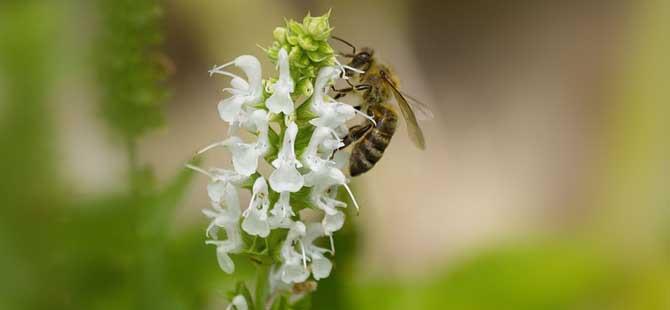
top-left (266, 11), bottom-right (335, 97)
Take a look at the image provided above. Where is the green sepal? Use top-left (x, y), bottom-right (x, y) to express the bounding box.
top-left (240, 225), bottom-right (257, 250)
top-left (294, 125), bottom-right (314, 159)
top-left (298, 54), bottom-right (312, 68)
top-left (295, 78), bottom-right (313, 97)
top-left (306, 49), bottom-right (330, 63)
top-left (303, 10), bottom-right (331, 40)
top-left (297, 35), bottom-right (318, 52)
top-left (286, 33), bottom-right (300, 45)
top-left (295, 97), bottom-right (317, 125)
top-left (289, 186), bottom-right (315, 212)
top-left (267, 228), bottom-right (289, 262)
top-left (268, 187), bottom-right (280, 206)
top-left (287, 19), bottom-right (305, 36)
top-left (264, 126), bottom-right (281, 164)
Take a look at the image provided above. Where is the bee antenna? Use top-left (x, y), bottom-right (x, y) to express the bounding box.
top-left (331, 35), bottom-right (356, 56)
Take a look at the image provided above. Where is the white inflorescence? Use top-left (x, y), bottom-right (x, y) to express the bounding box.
top-left (190, 47), bottom-right (359, 286)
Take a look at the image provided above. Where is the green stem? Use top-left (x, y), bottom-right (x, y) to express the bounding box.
top-left (255, 263), bottom-right (271, 310)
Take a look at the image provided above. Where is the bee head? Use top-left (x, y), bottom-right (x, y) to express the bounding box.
top-left (349, 47), bottom-right (374, 72)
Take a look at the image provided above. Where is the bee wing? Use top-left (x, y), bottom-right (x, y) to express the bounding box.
top-left (382, 74), bottom-right (426, 150)
top-left (399, 90), bottom-right (434, 121)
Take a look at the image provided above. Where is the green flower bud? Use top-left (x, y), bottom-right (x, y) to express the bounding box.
top-left (287, 20), bottom-right (304, 36)
top-left (298, 54), bottom-right (312, 68)
top-left (317, 42), bottom-right (334, 54)
top-left (297, 35), bottom-right (319, 51)
top-left (296, 79), bottom-right (313, 97)
top-left (286, 33), bottom-right (299, 45)
top-left (306, 50), bottom-right (329, 62)
top-left (288, 46), bottom-right (303, 65)
top-left (303, 11), bottom-right (331, 40)
top-left (273, 27), bottom-right (287, 44)
top-left (314, 27), bottom-right (333, 41)
top-left (266, 11), bottom-right (336, 96)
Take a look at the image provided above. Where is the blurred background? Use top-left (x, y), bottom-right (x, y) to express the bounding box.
top-left (2, 0), bottom-right (669, 309)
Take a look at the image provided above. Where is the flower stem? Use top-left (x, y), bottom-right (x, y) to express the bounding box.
top-left (254, 263), bottom-right (271, 310)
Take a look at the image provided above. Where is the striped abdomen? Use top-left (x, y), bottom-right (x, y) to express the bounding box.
top-left (350, 104), bottom-right (398, 176)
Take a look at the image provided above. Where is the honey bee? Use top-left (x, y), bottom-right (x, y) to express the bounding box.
top-left (332, 36), bottom-right (432, 176)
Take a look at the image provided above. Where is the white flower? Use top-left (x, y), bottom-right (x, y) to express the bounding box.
top-left (300, 126), bottom-right (333, 171)
top-left (226, 295), bottom-right (248, 310)
top-left (197, 109), bottom-right (270, 176)
top-left (268, 191), bottom-right (294, 229)
top-left (265, 48), bottom-right (295, 115)
top-left (210, 55), bottom-right (263, 127)
top-left (301, 126), bottom-right (360, 216)
top-left (185, 165), bottom-right (248, 205)
top-left (269, 121), bottom-right (303, 192)
top-left (278, 221), bottom-right (310, 284)
top-left (309, 66), bottom-right (356, 129)
top-left (203, 185), bottom-right (241, 238)
top-left (203, 195), bottom-right (243, 274)
top-left (323, 208), bottom-right (345, 236)
top-left (206, 236), bottom-right (242, 274)
top-left (303, 222), bottom-right (333, 280)
top-left (242, 177), bottom-right (271, 237)
top-left (278, 222), bottom-right (335, 283)
top-left (186, 164), bottom-right (247, 274)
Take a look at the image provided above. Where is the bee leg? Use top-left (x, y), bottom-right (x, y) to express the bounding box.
top-left (334, 93), bottom-right (347, 100)
top-left (354, 84), bottom-right (371, 91)
top-left (331, 85), bottom-right (354, 93)
top-left (331, 85), bottom-right (354, 99)
top-left (339, 123), bottom-right (373, 150)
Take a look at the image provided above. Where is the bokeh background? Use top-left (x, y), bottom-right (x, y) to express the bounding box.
top-left (2, 0), bottom-right (669, 309)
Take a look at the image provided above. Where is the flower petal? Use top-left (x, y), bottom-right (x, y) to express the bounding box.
top-left (281, 261), bottom-right (310, 284)
top-left (216, 244), bottom-right (235, 274)
top-left (207, 181), bottom-right (226, 203)
top-left (230, 295), bottom-right (248, 310)
top-left (228, 139), bottom-right (260, 176)
top-left (241, 209), bottom-right (270, 237)
top-left (311, 256), bottom-right (332, 280)
top-left (323, 210), bottom-right (345, 235)
top-left (269, 164), bottom-right (304, 192)
top-left (218, 96), bottom-right (245, 123)
top-left (265, 90), bottom-right (294, 115)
